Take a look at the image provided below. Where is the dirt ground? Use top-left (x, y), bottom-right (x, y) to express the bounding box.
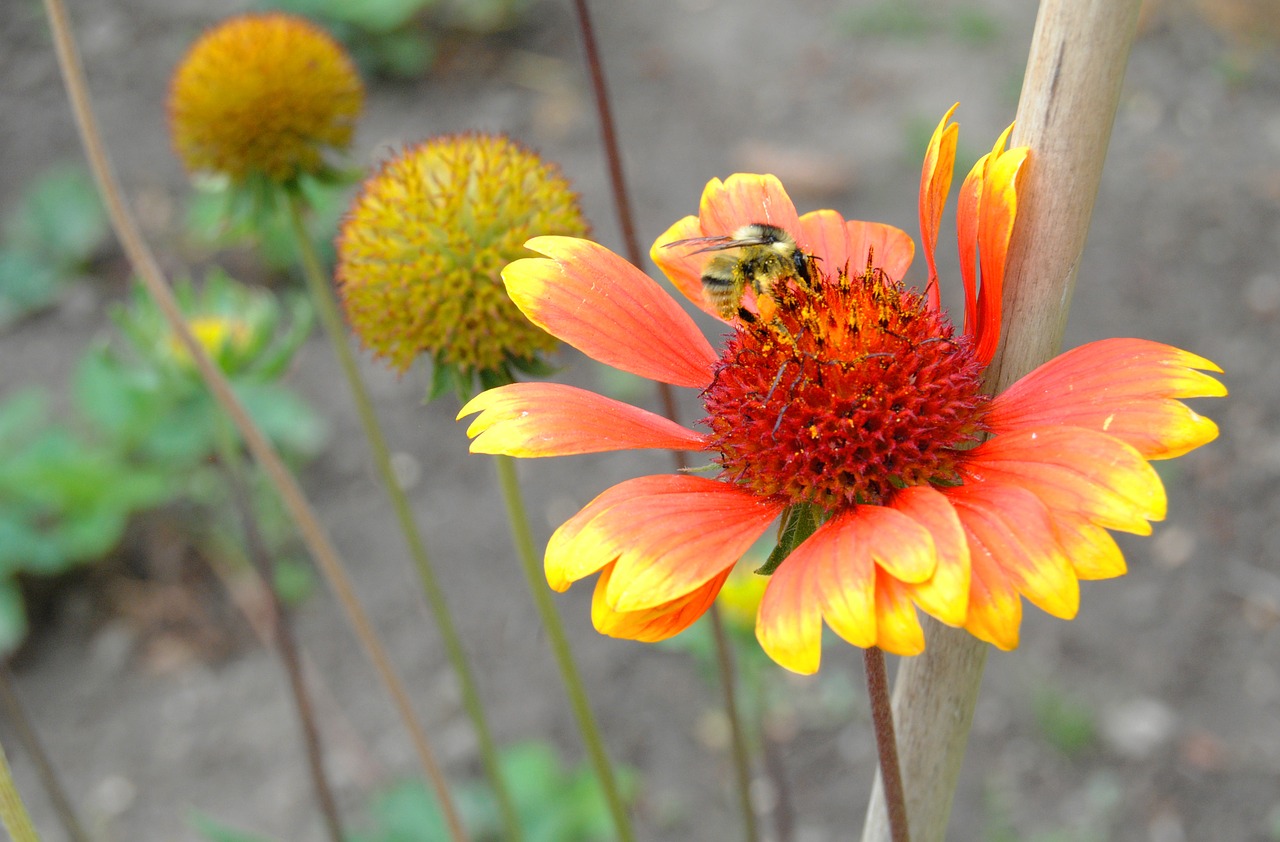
top-left (1, 0), bottom-right (1277, 840)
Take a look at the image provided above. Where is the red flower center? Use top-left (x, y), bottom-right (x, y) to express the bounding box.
top-left (701, 262), bottom-right (989, 510)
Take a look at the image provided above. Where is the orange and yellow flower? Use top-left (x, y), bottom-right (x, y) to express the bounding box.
top-left (459, 106), bottom-right (1225, 674)
top-left (168, 13), bottom-right (363, 184)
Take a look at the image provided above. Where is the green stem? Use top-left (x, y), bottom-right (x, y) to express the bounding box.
top-left (492, 454), bottom-right (635, 842)
top-left (283, 193), bottom-right (519, 841)
top-left (0, 737), bottom-right (41, 842)
top-left (0, 665), bottom-right (89, 842)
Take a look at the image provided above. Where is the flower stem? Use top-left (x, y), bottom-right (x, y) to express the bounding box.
top-left (41, 1), bottom-right (466, 837)
top-left (0, 737), bottom-right (40, 842)
top-left (283, 193), bottom-right (520, 842)
top-left (212, 420), bottom-right (345, 842)
top-left (491, 454), bottom-right (636, 842)
top-left (863, 648), bottom-right (909, 842)
top-left (0, 665), bottom-right (86, 842)
top-left (707, 603), bottom-right (760, 842)
top-left (859, 2), bottom-right (1143, 840)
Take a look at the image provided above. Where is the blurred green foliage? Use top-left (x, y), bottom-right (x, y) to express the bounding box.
top-left (837, 1), bottom-right (1000, 46)
top-left (1032, 685), bottom-right (1097, 757)
top-left (193, 741), bottom-right (638, 841)
top-left (0, 270), bottom-right (322, 651)
top-left (0, 165), bottom-right (109, 324)
top-left (185, 174), bottom-right (351, 275)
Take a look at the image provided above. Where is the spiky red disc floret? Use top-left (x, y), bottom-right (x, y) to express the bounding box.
top-left (702, 265), bottom-right (989, 510)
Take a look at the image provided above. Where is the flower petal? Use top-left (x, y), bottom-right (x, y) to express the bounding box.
top-left (1050, 512), bottom-right (1127, 580)
top-left (698, 173), bottom-right (801, 239)
top-left (973, 128), bottom-right (1028, 365)
top-left (650, 215), bottom-right (722, 319)
top-left (756, 506), bottom-right (936, 674)
top-left (459, 382), bottom-right (706, 457)
top-left (505, 236), bottom-right (718, 387)
top-left (891, 485), bottom-right (970, 626)
top-left (592, 562), bottom-right (730, 642)
top-left (798, 210), bottom-right (852, 276)
top-left (919, 103), bottom-right (959, 311)
top-left (874, 573), bottom-right (926, 656)
top-left (846, 220), bottom-right (915, 282)
top-left (962, 427), bottom-right (1166, 535)
top-left (949, 483), bottom-right (1078, 639)
top-left (988, 338), bottom-right (1225, 459)
top-left (592, 476), bottom-right (783, 611)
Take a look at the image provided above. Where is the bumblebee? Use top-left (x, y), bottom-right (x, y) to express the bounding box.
top-left (665, 223), bottom-right (811, 320)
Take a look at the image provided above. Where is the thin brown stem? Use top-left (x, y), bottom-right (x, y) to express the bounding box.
top-left (0, 665), bottom-right (88, 842)
top-left (569, 4), bottom-right (761, 840)
top-left (214, 426), bottom-right (344, 842)
top-left (863, 648), bottom-right (908, 842)
top-left (572, 0), bottom-right (642, 268)
top-left (40, 1), bottom-right (466, 836)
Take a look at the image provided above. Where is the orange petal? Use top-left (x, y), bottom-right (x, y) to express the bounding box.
top-left (956, 154), bottom-right (983, 337)
top-left (460, 382), bottom-right (706, 457)
top-left (592, 562), bottom-right (730, 642)
top-left (698, 174), bottom-right (801, 240)
top-left (845, 220), bottom-right (915, 282)
top-left (960, 516), bottom-right (1022, 650)
top-left (919, 103), bottom-right (959, 311)
top-left (973, 129), bottom-right (1028, 365)
top-left (505, 236), bottom-right (718, 388)
top-left (962, 427), bottom-right (1166, 535)
top-left (798, 210), bottom-right (853, 277)
top-left (546, 478), bottom-right (652, 591)
top-left (1050, 512), bottom-right (1127, 580)
top-left (988, 338), bottom-right (1225, 459)
top-left (756, 506), bottom-right (937, 674)
top-left (874, 573), bottom-right (926, 656)
top-left (891, 485), bottom-right (970, 627)
top-left (651, 215), bottom-right (724, 319)
top-left (594, 476), bottom-right (783, 611)
top-left (949, 484), bottom-right (1078, 624)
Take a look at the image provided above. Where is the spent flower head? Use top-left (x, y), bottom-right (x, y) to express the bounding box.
top-left (459, 105), bottom-right (1226, 674)
top-left (168, 13), bottom-right (363, 185)
top-left (335, 133), bottom-right (589, 392)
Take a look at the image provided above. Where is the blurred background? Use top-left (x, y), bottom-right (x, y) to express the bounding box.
top-left (0, 0), bottom-right (1275, 839)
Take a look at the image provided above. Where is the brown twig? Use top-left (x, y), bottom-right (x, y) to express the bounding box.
top-left (0, 664), bottom-right (89, 842)
top-left (39, 1), bottom-right (467, 836)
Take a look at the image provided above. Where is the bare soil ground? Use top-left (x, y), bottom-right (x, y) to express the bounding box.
top-left (1, 0), bottom-right (1277, 840)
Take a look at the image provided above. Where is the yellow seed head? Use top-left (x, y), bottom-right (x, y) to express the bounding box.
top-left (168, 13), bottom-right (363, 183)
top-left (336, 133), bottom-right (590, 375)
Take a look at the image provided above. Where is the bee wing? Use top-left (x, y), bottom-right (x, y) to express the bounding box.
top-left (663, 234), bottom-right (773, 254)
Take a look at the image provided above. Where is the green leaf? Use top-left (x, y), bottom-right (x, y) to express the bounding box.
top-left (0, 580), bottom-right (29, 655)
top-left (189, 812), bottom-right (281, 842)
top-left (0, 248), bottom-right (63, 323)
top-left (4, 165), bottom-right (108, 267)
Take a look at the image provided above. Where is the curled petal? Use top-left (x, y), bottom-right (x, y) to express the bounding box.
top-left (972, 129), bottom-right (1028, 365)
top-left (459, 383), bottom-right (706, 457)
top-left (891, 485), bottom-right (970, 627)
top-left (504, 237), bottom-right (717, 387)
top-left (756, 506), bottom-right (936, 675)
top-left (592, 562), bottom-right (730, 642)
top-left (988, 338), bottom-right (1225, 459)
top-left (651, 215), bottom-right (722, 319)
top-left (962, 427), bottom-right (1166, 535)
top-left (948, 483), bottom-right (1078, 647)
top-left (572, 475), bottom-right (783, 611)
top-left (698, 173), bottom-right (802, 240)
top-left (920, 103), bottom-right (959, 311)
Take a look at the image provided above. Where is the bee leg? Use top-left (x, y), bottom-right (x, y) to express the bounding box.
top-left (736, 306), bottom-right (757, 324)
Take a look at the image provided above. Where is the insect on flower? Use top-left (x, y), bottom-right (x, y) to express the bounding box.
top-left (664, 223), bottom-right (816, 321)
top-left (459, 104), bottom-right (1225, 675)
